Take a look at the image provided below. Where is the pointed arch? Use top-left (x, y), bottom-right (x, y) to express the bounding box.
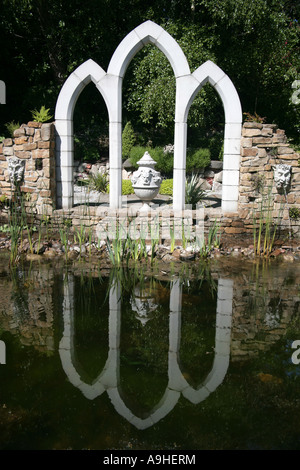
top-left (55, 60), bottom-right (107, 209)
top-left (173, 60), bottom-right (242, 212)
top-left (108, 20), bottom-right (190, 79)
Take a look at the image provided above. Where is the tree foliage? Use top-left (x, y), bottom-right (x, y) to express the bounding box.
top-left (0, 0), bottom-right (299, 146)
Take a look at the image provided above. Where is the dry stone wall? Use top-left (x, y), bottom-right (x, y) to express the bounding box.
top-left (237, 122), bottom-right (300, 235)
top-left (0, 121), bottom-right (56, 215)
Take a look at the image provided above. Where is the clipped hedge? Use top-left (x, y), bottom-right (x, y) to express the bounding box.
top-left (107, 179), bottom-right (134, 195)
top-left (159, 179), bottom-right (173, 196)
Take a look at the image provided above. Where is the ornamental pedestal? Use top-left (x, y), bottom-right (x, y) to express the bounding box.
top-left (131, 151), bottom-right (162, 212)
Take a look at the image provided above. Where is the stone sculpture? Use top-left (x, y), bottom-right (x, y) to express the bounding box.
top-left (273, 164), bottom-right (292, 194)
top-left (7, 156), bottom-right (25, 188)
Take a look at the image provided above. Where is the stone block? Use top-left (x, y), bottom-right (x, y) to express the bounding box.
top-left (32, 149), bottom-right (50, 159)
top-left (261, 128), bottom-right (273, 136)
top-left (20, 186), bottom-right (35, 193)
top-left (3, 138), bottom-right (13, 146)
top-left (14, 151), bottom-right (31, 159)
top-left (25, 174), bottom-right (39, 183)
top-left (272, 135), bottom-right (287, 144)
top-left (27, 121), bottom-right (42, 128)
top-left (224, 226), bottom-right (245, 234)
top-left (38, 178), bottom-right (51, 190)
top-left (241, 137), bottom-right (252, 148)
top-left (13, 127), bottom-right (25, 137)
top-left (241, 148), bottom-right (257, 157)
top-left (13, 144), bottom-right (24, 151)
top-left (38, 141), bottom-right (51, 149)
top-left (243, 122), bottom-right (263, 129)
top-left (41, 124), bottom-right (53, 141)
top-left (257, 148), bottom-right (267, 157)
top-left (242, 128), bottom-right (263, 137)
top-left (277, 146), bottom-right (294, 154)
top-left (252, 137), bottom-right (273, 145)
top-left (3, 147), bottom-right (13, 156)
top-left (39, 190), bottom-right (52, 197)
top-left (33, 130), bottom-right (41, 141)
top-left (23, 142), bottom-right (38, 151)
top-left (25, 127), bottom-right (35, 136)
top-left (14, 136), bottom-right (28, 145)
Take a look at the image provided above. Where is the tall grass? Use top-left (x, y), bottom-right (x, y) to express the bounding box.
top-left (252, 188), bottom-right (283, 257)
top-left (197, 219), bottom-right (221, 258)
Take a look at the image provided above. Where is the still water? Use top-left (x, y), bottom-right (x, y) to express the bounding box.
top-left (0, 255), bottom-right (299, 450)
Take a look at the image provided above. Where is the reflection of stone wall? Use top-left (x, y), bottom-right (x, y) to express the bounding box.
top-left (0, 121), bottom-right (56, 215)
top-left (230, 264), bottom-right (300, 361)
top-left (0, 268), bottom-right (55, 353)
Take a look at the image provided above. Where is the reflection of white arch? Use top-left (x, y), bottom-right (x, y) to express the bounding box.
top-left (55, 21), bottom-right (242, 212)
top-left (59, 274), bottom-right (233, 430)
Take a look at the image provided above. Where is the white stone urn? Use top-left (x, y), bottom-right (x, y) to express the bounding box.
top-left (131, 151), bottom-right (162, 211)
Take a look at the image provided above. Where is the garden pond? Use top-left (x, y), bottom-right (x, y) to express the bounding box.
top-left (0, 253), bottom-right (299, 450)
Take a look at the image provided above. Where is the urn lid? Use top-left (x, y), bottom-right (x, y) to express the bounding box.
top-left (137, 151), bottom-right (157, 168)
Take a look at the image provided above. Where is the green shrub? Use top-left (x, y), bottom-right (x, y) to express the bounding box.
top-left (129, 146), bottom-right (173, 175)
top-left (106, 179), bottom-right (134, 195)
top-left (122, 179), bottom-right (134, 195)
top-left (122, 121), bottom-right (136, 160)
top-left (186, 148), bottom-right (211, 173)
top-left (159, 179), bottom-right (173, 196)
top-left (5, 121), bottom-right (20, 137)
top-left (31, 105), bottom-right (53, 123)
top-left (289, 206), bottom-right (300, 220)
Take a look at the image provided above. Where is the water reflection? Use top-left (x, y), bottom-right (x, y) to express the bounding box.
top-left (59, 273), bottom-right (233, 429)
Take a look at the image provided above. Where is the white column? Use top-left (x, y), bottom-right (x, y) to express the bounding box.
top-left (55, 119), bottom-right (74, 209)
top-left (173, 122), bottom-right (187, 211)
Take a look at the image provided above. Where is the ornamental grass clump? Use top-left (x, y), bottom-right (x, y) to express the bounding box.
top-left (88, 172), bottom-right (108, 193)
top-left (185, 173), bottom-right (206, 208)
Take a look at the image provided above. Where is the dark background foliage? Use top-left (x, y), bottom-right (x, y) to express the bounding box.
top-left (0, 0), bottom-right (299, 156)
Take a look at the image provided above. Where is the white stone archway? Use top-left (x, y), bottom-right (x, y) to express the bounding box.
top-left (55, 20), bottom-right (242, 212)
top-left (174, 60), bottom-right (242, 212)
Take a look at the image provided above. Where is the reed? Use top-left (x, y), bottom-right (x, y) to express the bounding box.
top-left (252, 188), bottom-right (283, 257)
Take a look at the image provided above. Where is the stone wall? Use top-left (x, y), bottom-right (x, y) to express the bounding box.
top-left (0, 121), bottom-right (56, 215)
top-left (237, 122), bottom-right (300, 234)
top-left (0, 120), bottom-right (299, 239)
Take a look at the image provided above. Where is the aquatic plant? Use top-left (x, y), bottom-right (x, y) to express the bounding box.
top-left (59, 226), bottom-right (70, 261)
top-left (197, 219), bottom-right (221, 258)
top-left (252, 187), bottom-right (283, 257)
top-left (73, 223), bottom-right (87, 259)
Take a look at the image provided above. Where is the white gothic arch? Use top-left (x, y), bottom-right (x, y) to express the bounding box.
top-left (55, 20), bottom-right (242, 212)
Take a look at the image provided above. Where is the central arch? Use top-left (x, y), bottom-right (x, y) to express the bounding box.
top-left (55, 20), bottom-right (242, 212)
